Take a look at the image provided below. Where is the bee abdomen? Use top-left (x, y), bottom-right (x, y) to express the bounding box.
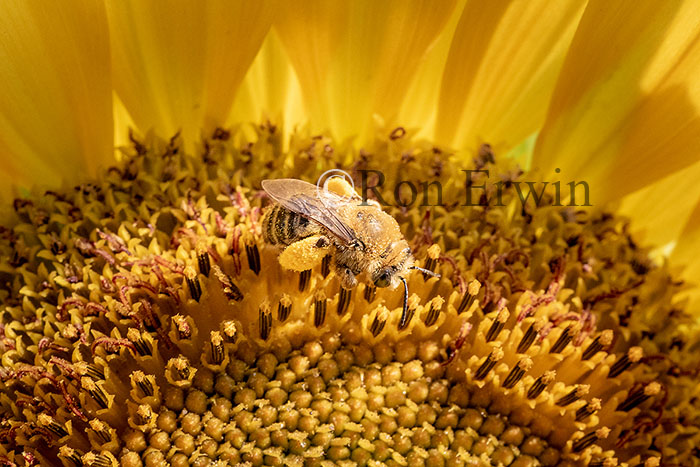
top-left (262, 205), bottom-right (320, 246)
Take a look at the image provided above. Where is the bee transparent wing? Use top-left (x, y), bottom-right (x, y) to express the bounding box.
top-left (261, 179), bottom-right (358, 244)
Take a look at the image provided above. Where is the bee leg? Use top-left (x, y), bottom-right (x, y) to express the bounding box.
top-left (278, 235), bottom-right (331, 271)
top-left (337, 266), bottom-right (358, 289)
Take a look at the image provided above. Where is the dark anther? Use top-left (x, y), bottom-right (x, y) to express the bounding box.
top-left (186, 274), bottom-right (202, 302)
top-left (550, 325), bottom-right (574, 353)
top-left (321, 254), bottom-right (331, 278)
top-left (475, 350), bottom-right (501, 380)
top-left (527, 371), bottom-right (554, 399)
top-left (314, 297), bottom-right (327, 328)
top-left (370, 312), bottom-right (387, 337)
top-left (575, 399), bottom-right (600, 422)
top-left (502, 361), bottom-right (528, 389)
top-left (581, 330), bottom-right (613, 360)
top-left (517, 322), bottom-right (539, 353)
top-left (364, 284), bottom-right (376, 303)
top-left (457, 291), bottom-right (476, 314)
top-left (278, 298), bottom-right (292, 322)
top-left (213, 267), bottom-right (243, 302)
top-left (337, 288), bottom-right (352, 316)
top-left (485, 310), bottom-right (508, 342)
top-left (298, 269), bottom-right (311, 292)
top-left (608, 347), bottom-right (642, 378)
top-left (424, 301), bottom-right (441, 327)
top-left (259, 306), bottom-right (272, 341)
top-left (210, 336), bottom-right (225, 365)
top-left (197, 251), bottom-right (211, 277)
top-left (572, 431), bottom-right (598, 453)
top-left (245, 243), bottom-right (261, 275)
top-left (556, 386), bottom-right (586, 406)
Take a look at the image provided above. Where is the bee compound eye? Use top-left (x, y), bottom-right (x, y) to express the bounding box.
top-left (374, 270), bottom-right (391, 288)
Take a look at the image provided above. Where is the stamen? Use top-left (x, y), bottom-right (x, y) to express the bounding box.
top-left (486, 305), bottom-right (509, 342)
top-left (81, 377), bottom-right (109, 409)
top-left (457, 280), bottom-right (481, 314)
top-left (221, 320), bottom-right (238, 343)
top-left (82, 452), bottom-right (114, 467)
top-left (278, 294), bottom-right (292, 322)
top-left (424, 296), bottom-right (444, 327)
top-left (608, 347), bottom-right (643, 378)
top-left (259, 301), bottom-right (272, 340)
top-left (38, 413), bottom-right (69, 438)
top-left (245, 241), bottom-right (261, 275)
top-left (58, 446), bottom-right (82, 466)
top-left (517, 319), bottom-right (544, 353)
top-left (572, 427), bottom-right (610, 453)
top-left (582, 330), bottom-right (613, 360)
top-left (576, 398), bottom-right (601, 422)
top-left (550, 324), bottom-right (579, 354)
top-left (364, 285), bottom-right (376, 303)
top-left (475, 346), bottom-right (504, 380)
top-left (502, 357), bottom-right (533, 389)
top-left (337, 288), bottom-right (352, 316)
top-left (299, 269), bottom-right (311, 292)
top-left (556, 385), bottom-right (590, 406)
top-left (196, 241), bottom-right (211, 277)
top-left (88, 419), bottom-right (112, 443)
top-left (134, 404), bottom-right (154, 427)
top-left (209, 331), bottom-right (225, 364)
top-left (172, 314), bottom-right (192, 340)
top-left (74, 362), bottom-right (105, 380)
top-left (184, 266), bottom-right (202, 302)
top-left (399, 295), bottom-right (420, 331)
top-left (443, 321), bottom-right (473, 366)
top-left (314, 292), bottom-right (327, 328)
top-left (130, 371), bottom-right (154, 397)
top-left (168, 356), bottom-right (195, 383)
top-left (212, 265), bottom-right (243, 301)
top-left (126, 328), bottom-right (151, 356)
top-left (617, 382), bottom-right (661, 412)
top-left (527, 370), bottom-right (556, 399)
top-left (370, 306), bottom-right (389, 337)
top-left (421, 244), bottom-right (442, 280)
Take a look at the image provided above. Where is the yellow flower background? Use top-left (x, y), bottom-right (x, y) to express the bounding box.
top-left (1, 0), bottom-right (700, 465)
top-left (2, 0), bottom-right (700, 296)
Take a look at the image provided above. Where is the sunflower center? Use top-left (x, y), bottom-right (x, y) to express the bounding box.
top-left (0, 124), bottom-right (693, 466)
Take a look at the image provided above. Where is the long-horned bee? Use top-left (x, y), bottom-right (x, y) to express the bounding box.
top-left (261, 177), bottom-right (438, 315)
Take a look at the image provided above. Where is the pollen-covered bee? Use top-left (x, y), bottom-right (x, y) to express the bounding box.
top-left (261, 177), bottom-right (438, 315)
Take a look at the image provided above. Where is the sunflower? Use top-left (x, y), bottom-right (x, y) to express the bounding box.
top-left (1, 1), bottom-right (699, 466)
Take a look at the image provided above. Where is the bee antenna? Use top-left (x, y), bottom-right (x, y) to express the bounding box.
top-left (411, 266), bottom-right (440, 278)
top-left (400, 276), bottom-right (409, 320)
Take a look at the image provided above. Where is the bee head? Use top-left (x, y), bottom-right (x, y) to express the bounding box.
top-left (373, 268), bottom-right (393, 288)
top-left (372, 246), bottom-right (413, 288)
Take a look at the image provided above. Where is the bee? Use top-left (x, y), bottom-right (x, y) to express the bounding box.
top-left (261, 177), bottom-right (438, 316)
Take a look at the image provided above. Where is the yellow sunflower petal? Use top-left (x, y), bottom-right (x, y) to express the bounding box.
top-left (230, 29), bottom-right (306, 135)
top-left (671, 199), bottom-right (700, 309)
top-left (274, 0), bottom-right (457, 142)
top-left (105, 1), bottom-right (275, 143)
top-left (533, 0), bottom-right (700, 204)
top-left (434, 0), bottom-right (586, 156)
top-left (113, 92), bottom-right (137, 155)
top-left (0, 0), bottom-right (112, 198)
top-left (618, 161), bottom-right (700, 248)
top-left (397, 0), bottom-right (466, 141)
